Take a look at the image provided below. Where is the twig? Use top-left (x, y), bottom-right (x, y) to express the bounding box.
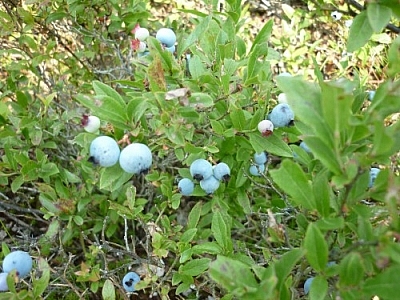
top-left (124, 215), bottom-right (130, 251)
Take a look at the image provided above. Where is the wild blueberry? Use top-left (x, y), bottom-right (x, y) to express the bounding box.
top-left (277, 72), bottom-right (292, 77)
top-left (304, 277), bottom-right (314, 295)
top-left (165, 45), bottom-right (176, 54)
top-left (2, 250), bottom-right (32, 278)
top-left (190, 159), bottom-right (213, 181)
top-left (89, 136), bottom-right (120, 167)
top-left (119, 143), bottom-right (152, 174)
top-left (134, 27), bottom-right (149, 42)
top-left (178, 178), bottom-right (195, 196)
top-left (122, 271), bottom-right (140, 292)
top-left (299, 141), bottom-right (311, 153)
top-left (253, 152), bottom-right (268, 165)
top-left (213, 162), bottom-right (231, 181)
top-left (81, 115), bottom-right (100, 133)
top-left (200, 176), bottom-right (220, 194)
top-left (331, 11), bottom-right (342, 21)
top-left (0, 273), bottom-right (8, 292)
top-left (156, 28), bottom-right (176, 48)
top-left (137, 41), bottom-right (147, 53)
top-left (277, 93), bottom-right (288, 104)
top-left (249, 164), bottom-right (265, 176)
top-left (345, 19), bottom-right (353, 27)
top-left (368, 90), bottom-right (376, 101)
top-left (369, 167), bottom-right (380, 188)
top-left (268, 103), bottom-right (294, 128)
top-left (257, 120), bottom-right (274, 137)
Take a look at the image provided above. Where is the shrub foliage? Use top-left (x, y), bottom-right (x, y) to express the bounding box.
top-left (0, 0), bottom-right (400, 299)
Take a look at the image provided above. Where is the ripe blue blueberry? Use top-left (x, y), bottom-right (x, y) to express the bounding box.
top-left (200, 176), bottom-right (220, 194)
top-left (0, 273), bottom-right (8, 292)
top-left (253, 152), bottom-right (268, 165)
top-left (304, 277), bottom-right (314, 295)
top-left (268, 103), bottom-right (294, 128)
top-left (190, 159), bottom-right (213, 181)
top-left (165, 45), bottom-right (175, 54)
top-left (178, 178), bottom-right (195, 196)
top-left (327, 261), bottom-right (336, 267)
top-left (156, 28), bottom-right (176, 48)
top-left (213, 162), bottom-right (231, 181)
top-left (89, 136), bottom-right (120, 167)
top-left (119, 143), bottom-right (152, 174)
top-left (122, 271), bottom-right (140, 292)
top-left (299, 141), bottom-right (311, 153)
top-left (277, 72), bottom-right (292, 77)
top-left (368, 90), bottom-right (376, 101)
top-left (369, 167), bottom-right (380, 188)
top-left (249, 164), bottom-right (265, 176)
top-left (2, 250), bottom-right (32, 278)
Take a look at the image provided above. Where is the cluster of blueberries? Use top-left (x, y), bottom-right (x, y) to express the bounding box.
top-left (131, 25), bottom-right (176, 57)
top-left (178, 159), bottom-right (231, 196)
top-left (249, 151), bottom-right (268, 176)
top-left (0, 251), bottom-right (32, 292)
top-left (88, 135), bottom-right (152, 175)
top-left (82, 116), bottom-right (153, 175)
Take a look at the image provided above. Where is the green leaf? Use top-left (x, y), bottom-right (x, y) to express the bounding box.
top-left (320, 82), bottom-right (353, 143)
top-left (363, 266), bottom-right (400, 298)
top-left (312, 171), bottom-right (331, 217)
top-left (303, 136), bottom-right (342, 175)
top-left (269, 159), bottom-right (315, 209)
top-left (180, 228), bottom-right (197, 243)
top-left (209, 255), bottom-right (258, 295)
top-left (246, 43), bottom-right (269, 82)
top-left (45, 12), bottom-right (68, 24)
top-left (192, 242), bottom-right (223, 256)
top-left (347, 11), bottom-right (374, 52)
top-left (274, 248), bottom-right (304, 294)
top-left (99, 164), bottom-right (133, 192)
top-left (179, 15), bottom-right (212, 55)
top-left (309, 276), bottom-right (328, 300)
top-left (102, 279), bottom-right (116, 300)
top-left (339, 252), bottom-right (364, 286)
top-left (189, 92), bottom-right (214, 108)
top-left (387, 36), bottom-right (400, 77)
top-left (92, 81), bottom-right (125, 107)
top-left (33, 258), bottom-right (50, 297)
top-left (315, 217), bottom-right (345, 231)
top-left (74, 94), bottom-right (129, 130)
top-left (108, 201), bottom-right (134, 219)
top-left (211, 211), bottom-right (232, 253)
top-left (367, 3), bottom-right (392, 33)
top-left (276, 77), bottom-right (335, 148)
top-left (250, 19), bottom-right (273, 53)
top-left (237, 189), bottom-right (251, 214)
top-left (229, 107), bottom-right (246, 131)
top-left (188, 55), bottom-right (207, 80)
top-left (249, 132), bottom-right (293, 157)
top-left (304, 223), bottom-right (328, 272)
top-left (187, 201), bottom-right (202, 229)
top-left (179, 258), bottom-right (211, 276)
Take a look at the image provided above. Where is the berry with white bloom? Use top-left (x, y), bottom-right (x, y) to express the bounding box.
top-left (331, 11), bottom-right (342, 21)
top-left (257, 120), bottom-right (274, 137)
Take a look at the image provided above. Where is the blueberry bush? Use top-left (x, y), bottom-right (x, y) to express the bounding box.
top-left (0, 0), bottom-right (400, 299)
